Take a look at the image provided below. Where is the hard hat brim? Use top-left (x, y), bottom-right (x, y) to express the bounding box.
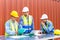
top-left (14, 16), bottom-right (19, 18)
top-left (40, 18), bottom-right (48, 19)
top-left (22, 11), bottom-right (29, 12)
top-left (11, 15), bottom-right (19, 18)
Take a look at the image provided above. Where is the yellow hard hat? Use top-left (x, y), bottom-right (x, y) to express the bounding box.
top-left (11, 10), bottom-right (19, 18)
top-left (54, 29), bottom-right (60, 35)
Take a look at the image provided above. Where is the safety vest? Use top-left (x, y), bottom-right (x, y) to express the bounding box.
top-left (42, 21), bottom-right (54, 34)
top-left (22, 15), bottom-right (33, 33)
top-left (22, 15), bottom-right (33, 26)
top-left (5, 20), bottom-right (18, 36)
top-left (42, 21), bottom-right (51, 28)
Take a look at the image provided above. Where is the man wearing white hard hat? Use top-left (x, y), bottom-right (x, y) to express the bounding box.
top-left (40, 14), bottom-right (54, 34)
top-left (18, 7), bottom-right (34, 34)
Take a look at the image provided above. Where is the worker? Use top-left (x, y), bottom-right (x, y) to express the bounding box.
top-left (40, 14), bottom-right (54, 34)
top-left (5, 10), bottom-right (19, 36)
top-left (18, 7), bottom-right (34, 34)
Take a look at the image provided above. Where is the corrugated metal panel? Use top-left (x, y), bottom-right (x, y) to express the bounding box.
top-left (0, 0), bottom-right (60, 36)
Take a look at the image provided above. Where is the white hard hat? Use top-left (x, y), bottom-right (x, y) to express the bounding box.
top-left (40, 14), bottom-right (48, 19)
top-left (22, 7), bottom-right (29, 12)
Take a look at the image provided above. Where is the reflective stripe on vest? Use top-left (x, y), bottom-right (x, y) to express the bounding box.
top-left (10, 20), bottom-right (18, 32)
top-left (42, 22), bottom-right (50, 28)
top-left (22, 15), bottom-right (32, 26)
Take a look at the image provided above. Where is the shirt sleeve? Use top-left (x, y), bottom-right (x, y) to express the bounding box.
top-left (40, 24), bottom-right (44, 32)
top-left (31, 18), bottom-right (34, 30)
top-left (5, 21), bottom-right (15, 35)
top-left (42, 25), bottom-right (49, 33)
top-left (48, 22), bottom-right (54, 32)
top-left (18, 17), bottom-right (23, 29)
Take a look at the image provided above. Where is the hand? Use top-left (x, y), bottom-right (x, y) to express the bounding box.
top-left (38, 32), bottom-right (42, 34)
top-left (41, 22), bottom-right (45, 26)
top-left (15, 31), bottom-right (18, 34)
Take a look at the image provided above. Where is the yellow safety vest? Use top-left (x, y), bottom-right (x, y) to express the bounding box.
top-left (5, 20), bottom-right (18, 36)
top-left (22, 15), bottom-right (33, 26)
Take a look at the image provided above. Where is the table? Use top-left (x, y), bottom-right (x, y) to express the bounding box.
top-left (0, 30), bottom-right (60, 40)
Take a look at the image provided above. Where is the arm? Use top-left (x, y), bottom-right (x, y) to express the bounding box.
top-left (18, 17), bottom-right (23, 29)
top-left (48, 22), bottom-right (54, 32)
top-left (42, 25), bottom-right (49, 33)
top-left (42, 22), bottom-right (54, 33)
top-left (5, 21), bottom-right (15, 35)
top-left (41, 22), bottom-right (49, 33)
top-left (40, 24), bottom-right (44, 33)
top-left (31, 18), bottom-right (34, 30)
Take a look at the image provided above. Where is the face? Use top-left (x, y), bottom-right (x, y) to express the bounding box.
top-left (42, 19), bottom-right (47, 23)
top-left (11, 16), bottom-right (17, 21)
top-left (23, 11), bottom-right (29, 16)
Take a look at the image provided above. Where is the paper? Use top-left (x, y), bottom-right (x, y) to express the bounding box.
top-left (9, 35), bottom-right (27, 38)
top-left (34, 30), bottom-right (41, 36)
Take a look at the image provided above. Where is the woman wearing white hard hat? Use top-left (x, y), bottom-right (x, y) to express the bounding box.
top-left (18, 7), bottom-right (34, 35)
top-left (40, 14), bottom-right (54, 34)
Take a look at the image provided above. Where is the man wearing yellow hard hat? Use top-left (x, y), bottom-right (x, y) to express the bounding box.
top-left (18, 7), bottom-right (34, 35)
top-left (5, 10), bottom-right (19, 36)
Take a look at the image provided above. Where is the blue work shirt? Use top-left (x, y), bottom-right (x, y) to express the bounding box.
top-left (18, 15), bottom-right (34, 34)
